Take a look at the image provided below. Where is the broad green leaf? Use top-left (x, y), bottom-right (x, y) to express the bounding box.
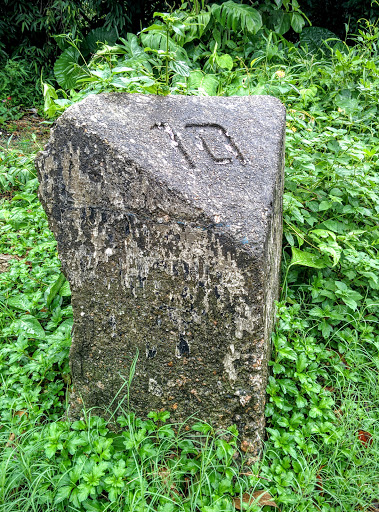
top-left (311, 229), bottom-right (336, 240)
top-left (48, 318), bottom-right (73, 341)
top-left (85, 27), bottom-right (118, 53)
top-left (77, 483), bottom-right (91, 502)
top-left (172, 21), bottom-right (186, 37)
top-left (81, 499), bottom-right (105, 511)
top-left (278, 346), bottom-right (297, 361)
top-left (318, 200), bottom-right (332, 211)
top-left (212, 1), bottom-right (262, 34)
top-left (309, 306), bottom-right (326, 318)
top-left (45, 272), bottom-right (66, 307)
top-left (140, 23), bottom-right (166, 33)
top-left (59, 280), bottom-right (71, 297)
top-left (54, 485), bottom-right (72, 504)
top-left (42, 82), bottom-right (58, 118)
top-left (90, 68), bottom-right (111, 80)
top-left (181, 12), bottom-right (211, 43)
top-left (272, 11), bottom-right (291, 35)
top-left (188, 70), bottom-right (219, 95)
top-left (218, 477), bottom-right (233, 494)
top-left (7, 295), bottom-right (32, 312)
top-left (12, 192), bottom-right (36, 204)
top-left (299, 86), bottom-right (318, 102)
top-left (321, 220), bottom-right (346, 233)
top-left (157, 504), bottom-right (175, 512)
top-left (296, 353), bottom-right (308, 373)
top-left (169, 60), bottom-right (191, 77)
top-left (54, 47), bottom-right (88, 90)
top-left (110, 77), bottom-right (132, 89)
top-left (291, 12), bottom-right (305, 33)
top-left (250, 84), bottom-right (266, 95)
top-left (212, 27), bottom-right (222, 46)
top-left (13, 315), bottom-right (46, 339)
top-left (45, 443), bottom-right (58, 458)
top-left (53, 99), bottom-right (72, 107)
top-left (216, 53), bottom-right (234, 70)
top-left (296, 396), bottom-right (307, 408)
top-left (320, 320), bottom-right (333, 338)
top-left (191, 422), bottom-right (213, 434)
top-left (290, 248), bottom-right (326, 269)
top-left (112, 66), bottom-right (135, 73)
top-left (300, 26), bottom-right (341, 54)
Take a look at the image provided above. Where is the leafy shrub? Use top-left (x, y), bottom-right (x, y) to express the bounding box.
top-left (300, 0), bottom-right (379, 40)
top-left (2, 413), bottom-right (249, 511)
top-left (0, 57), bottom-right (42, 108)
top-left (43, 2), bottom-right (309, 115)
top-left (0, 147), bottom-right (37, 189)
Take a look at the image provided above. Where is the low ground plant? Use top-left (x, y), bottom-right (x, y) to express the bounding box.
top-left (0, 4), bottom-right (378, 511)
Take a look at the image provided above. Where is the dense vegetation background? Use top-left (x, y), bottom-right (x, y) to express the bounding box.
top-left (0, 0), bottom-right (378, 108)
top-left (0, 1), bottom-right (378, 511)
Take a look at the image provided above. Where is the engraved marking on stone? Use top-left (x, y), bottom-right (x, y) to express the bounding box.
top-left (151, 122), bottom-right (246, 166)
top-left (151, 122), bottom-right (195, 168)
top-left (185, 123), bottom-right (246, 165)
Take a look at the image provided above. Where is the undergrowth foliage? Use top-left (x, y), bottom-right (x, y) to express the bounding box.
top-left (1, 3), bottom-right (379, 511)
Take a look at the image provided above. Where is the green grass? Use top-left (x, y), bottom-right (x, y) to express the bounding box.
top-left (1, 5), bottom-right (379, 511)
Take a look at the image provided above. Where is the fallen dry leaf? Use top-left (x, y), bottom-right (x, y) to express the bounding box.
top-left (233, 491), bottom-right (278, 509)
top-left (5, 432), bottom-right (15, 448)
top-left (315, 465), bottom-right (325, 496)
top-left (14, 410), bottom-right (28, 419)
top-left (358, 430), bottom-right (373, 447)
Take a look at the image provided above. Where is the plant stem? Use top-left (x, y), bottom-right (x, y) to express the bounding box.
top-left (165, 26), bottom-right (170, 86)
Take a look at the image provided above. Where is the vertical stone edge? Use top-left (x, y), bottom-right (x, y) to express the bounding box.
top-left (260, 114), bottom-right (286, 450)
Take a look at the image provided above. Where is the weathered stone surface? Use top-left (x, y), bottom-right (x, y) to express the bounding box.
top-left (36, 93), bottom-right (285, 454)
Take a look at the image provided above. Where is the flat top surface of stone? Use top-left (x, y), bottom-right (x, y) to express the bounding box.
top-left (55, 93), bottom-right (285, 251)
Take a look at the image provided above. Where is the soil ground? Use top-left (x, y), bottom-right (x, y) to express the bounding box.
top-left (0, 111), bottom-right (51, 152)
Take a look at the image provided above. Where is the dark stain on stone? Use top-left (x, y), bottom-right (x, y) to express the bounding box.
top-left (88, 207), bottom-right (96, 225)
top-left (101, 211), bottom-right (108, 224)
top-left (52, 204), bottom-right (62, 223)
top-left (177, 335), bottom-right (190, 356)
top-left (146, 345), bottom-right (157, 359)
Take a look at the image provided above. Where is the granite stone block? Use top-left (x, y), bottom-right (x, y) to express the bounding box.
top-left (36, 93), bottom-right (286, 454)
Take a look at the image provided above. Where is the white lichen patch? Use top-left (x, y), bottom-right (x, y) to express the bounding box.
top-left (223, 344), bottom-right (241, 382)
top-left (148, 378), bottom-right (163, 397)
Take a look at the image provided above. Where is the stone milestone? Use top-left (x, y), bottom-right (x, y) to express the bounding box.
top-left (36, 93), bottom-right (286, 454)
